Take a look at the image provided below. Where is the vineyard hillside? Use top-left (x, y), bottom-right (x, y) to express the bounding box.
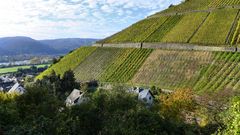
top-left (38, 0), bottom-right (240, 93)
top-left (98, 0), bottom-right (240, 47)
top-left (38, 47), bottom-right (240, 93)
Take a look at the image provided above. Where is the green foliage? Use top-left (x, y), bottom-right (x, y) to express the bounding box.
top-left (104, 48), bottom-right (153, 83)
top-left (194, 52), bottom-right (240, 92)
top-left (231, 20), bottom-right (240, 45)
top-left (190, 9), bottom-right (238, 45)
top-left (1, 83), bottom-right (196, 135)
top-left (161, 12), bottom-right (209, 43)
top-left (37, 47), bottom-right (96, 79)
top-left (0, 64), bottom-right (48, 74)
top-left (218, 96), bottom-right (240, 135)
top-left (99, 48), bottom-right (135, 81)
top-left (100, 17), bottom-right (169, 43)
top-left (159, 89), bottom-right (196, 122)
top-left (36, 70), bottom-right (80, 100)
top-left (145, 15), bottom-right (183, 42)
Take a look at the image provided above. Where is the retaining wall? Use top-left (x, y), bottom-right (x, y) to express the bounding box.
top-left (102, 43), bottom-right (142, 48)
top-left (96, 43), bottom-right (239, 52)
top-left (142, 43), bottom-right (237, 52)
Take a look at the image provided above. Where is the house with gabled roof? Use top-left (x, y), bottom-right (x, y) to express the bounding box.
top-left (8, 83), bottom-right (25, 94)
top-left (130, 87), bottom-right (155, 105)
top-left (65, 89), bottom-right (89, 107)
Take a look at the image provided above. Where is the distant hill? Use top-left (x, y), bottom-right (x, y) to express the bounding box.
top-left (0, 36), bottom-right (99, 56)
top-left (40, 38), bottom-right (99, 53)
top-left (0, 36), bottom-right (57, 55)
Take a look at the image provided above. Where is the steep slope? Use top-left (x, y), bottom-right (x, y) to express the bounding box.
top-left (97, 0), bottom-right (240, 47)
top-left (38, 0), bottom-right (240, 93)
top-left (38, 46), bottom-right (240, 93)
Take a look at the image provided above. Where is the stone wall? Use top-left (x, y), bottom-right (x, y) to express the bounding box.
top-left (102, 43), bottom-right (142, 48)
top-left (142, 43), bottom-right (236, 52)
top-left (94, 43), bottom-right (238, 52)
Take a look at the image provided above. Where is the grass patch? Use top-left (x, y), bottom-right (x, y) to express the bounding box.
top-left (0, 64), bottom-right (49, 74)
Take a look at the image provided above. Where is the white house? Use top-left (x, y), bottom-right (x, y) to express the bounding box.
top-left (130, 87), bottom-right (155, 105)
top-left (8, 83), bottom-right (25, 94)
top-left (138, 89), bottom-right (154, 105)
top-left (65, 89), bottom-right (89, 107)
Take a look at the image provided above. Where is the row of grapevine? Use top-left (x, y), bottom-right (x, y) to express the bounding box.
top-left (190, 8), bottom-right (238, 45)
top-left (231, 20), bottom-right (240, 45)
top-left (99, 48), bottom-right (135, 81)
top-left (194, 52), bottom-right (240, 93)
top-left (74, 48), bottom-right (123, 81)
top-left (105, 48), bottom-right (153, 83)
top-left (131, 50), bottom-right (214, 90)
top-left (155, 0), bottom-right (211, 15)
top-left (209, 0), bottom-right (240, 8)
top-left (101, 16), bottom-right (169, 43)
top-left (36, 47), bottom-right (96, 79)
top-left (145, 15), bottom-right (183, 42)
top-left (160, 12), bottom-right (209, 43)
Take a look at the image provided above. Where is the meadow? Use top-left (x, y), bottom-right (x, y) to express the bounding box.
top-left (0, 64), bottom-right (49, 74)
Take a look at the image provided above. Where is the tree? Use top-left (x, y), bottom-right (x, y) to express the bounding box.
top-left (218, 96), bottom-right (240, 135)
top-left (159, 89), bottom-right (196, 122)
top-left (61, 70), bottom-right (80, 96)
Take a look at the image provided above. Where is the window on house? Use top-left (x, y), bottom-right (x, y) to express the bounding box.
top-left (149, 97), bottom-right (151, 100)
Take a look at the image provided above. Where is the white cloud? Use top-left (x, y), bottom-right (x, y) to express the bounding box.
top-left (0, 0), bottom-right (181, 39)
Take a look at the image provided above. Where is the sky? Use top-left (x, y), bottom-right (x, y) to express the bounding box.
top-left (0, 0), bottom-right (181, 40)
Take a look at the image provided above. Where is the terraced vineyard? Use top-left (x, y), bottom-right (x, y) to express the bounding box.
top-left (161, 12), bottom-right (209, 43)
top-left (38, 0), bottom-right (240, 94)
top-left (190, 9), bottom-right (238, 45)
top-left (153, 0), bottom-right (211, 15)
top-left (145, 15), bottom-right (183, 42)
top-left (99, 48), bottom-right (135, 81)
top-left (231, 20), bottom-right (240, 45)
top-left (131, 50), bottom-right (214, 90)
top-left (102, 17), bottom-right (169, 43)
top-left (102, 48), bottom-right (152, 83)
top-left (209, 0), bottom-right (240, 8)
top-left (194, 52), bottom-right (240, 93)
top-left (37, 47), bottom-right (96, 79)
top-left (74, 48), bottom-right (123, 81)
